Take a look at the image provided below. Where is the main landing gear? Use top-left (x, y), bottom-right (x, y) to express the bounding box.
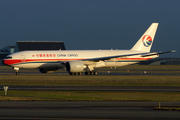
top-left (69, 71), bottom-right (98, 75)
top-left (85, 71), bottom-right (98, 75)
top-left (69, 72), bottom-right (82, 75)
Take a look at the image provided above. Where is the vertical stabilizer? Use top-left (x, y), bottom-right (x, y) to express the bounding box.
top-left (131, 23), bottom-right (159, 52)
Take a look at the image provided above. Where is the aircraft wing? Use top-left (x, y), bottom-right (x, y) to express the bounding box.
top-left (141, 50), bottom-right (176, 57)
top-left (82, 50), bottom-right (176, 62)
top-left (82, 52), bottom-right (148, 62)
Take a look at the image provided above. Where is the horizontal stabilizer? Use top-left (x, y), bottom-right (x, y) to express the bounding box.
top-left (141, 50), bottom-right (176, 57)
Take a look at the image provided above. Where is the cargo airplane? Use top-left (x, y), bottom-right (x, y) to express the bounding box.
top-left (2, 23), bottom-right (175, 75)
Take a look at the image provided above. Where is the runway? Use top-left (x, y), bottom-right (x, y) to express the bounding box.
top-left (1, 67), bottom-right (180, 119)
top-left (0, 101), bottom-right (180, 120)
top-left (1, 69), bottom-right (180, 76)
top-left (1, 85), bottom-right (180, 92)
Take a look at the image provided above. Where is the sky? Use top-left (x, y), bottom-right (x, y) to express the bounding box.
top-left (0, 0), bottom-right (180, 57)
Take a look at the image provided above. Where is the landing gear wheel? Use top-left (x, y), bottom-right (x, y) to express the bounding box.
top-left (78, 72), bottom-right (82, 75)
top-left (85, 71), bottom-right (98, 75)
top-left (94, 71), bottom-right (98, 75)
top-left (69, 72), bottom-right (82, 75)
top-left (16, 72), bottom-right (20, 75)
top-left (85, 72), bottom-right (89, 75)
top-left (90, 71), bottom-right (94, 75)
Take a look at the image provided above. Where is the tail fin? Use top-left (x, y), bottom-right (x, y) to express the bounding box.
top-left (131, 23), bottom-right (159, 52)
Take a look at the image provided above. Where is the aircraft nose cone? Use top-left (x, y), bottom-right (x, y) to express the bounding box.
top-left (1, 60), bottom-right (6, 65)
top-left (1, 60), bottom-right (7, 65)
top-left (1, 60), bottom-right (4, 64)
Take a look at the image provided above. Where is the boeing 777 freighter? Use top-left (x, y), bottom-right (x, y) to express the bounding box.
top-left (2, 23), bottom-right (175, 75)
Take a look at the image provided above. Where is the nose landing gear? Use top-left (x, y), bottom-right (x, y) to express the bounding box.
top-left (16, 72), bottom-right (20, 75)
top-left (13, 67), bottom-right (20, 75)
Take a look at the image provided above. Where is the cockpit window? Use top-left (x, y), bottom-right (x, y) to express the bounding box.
top-left (4, 57), bottom-right (12, 59)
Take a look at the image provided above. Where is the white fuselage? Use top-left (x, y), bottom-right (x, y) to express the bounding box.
top-left (3, 50), bottom-right (157, 69)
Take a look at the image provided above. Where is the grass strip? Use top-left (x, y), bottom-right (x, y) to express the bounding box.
top-left (154, 107), bottom-right (180, 111)
top-left (0, 74), bottom-right (180, 86)
top-left (1, 65), bottom-right (180, 70)
top-left (1, 65), bottom-right (180, 86)
top-left (0, 90), bottom-right (180, 101)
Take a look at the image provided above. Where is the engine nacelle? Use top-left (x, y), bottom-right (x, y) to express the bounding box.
top-left (39, 68), bottom-right (58, 73)
top-left (66, 61), bottom-right (85, 73)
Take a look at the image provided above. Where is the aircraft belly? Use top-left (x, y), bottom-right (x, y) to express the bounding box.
top-left (13, 63), bottom-right (65, 69)
top-left (39, 63), bottom-right (65, 68)
top-left (105, 61), bottom-right (117, 67)
top-left (13, 63), bottom-right (40, 69)
top-left (105, 61), bottom-right (138, 67)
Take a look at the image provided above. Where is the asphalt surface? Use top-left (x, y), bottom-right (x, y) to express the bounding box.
top-left (0, 101), bottom-right (180, 120)
top-left (1, 69), bottom-right (180, 76)
top-left (1, 85), bottom-right (180, 92)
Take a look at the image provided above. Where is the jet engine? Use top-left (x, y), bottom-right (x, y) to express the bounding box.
top-left (66, 61), bottom-right (85, 73)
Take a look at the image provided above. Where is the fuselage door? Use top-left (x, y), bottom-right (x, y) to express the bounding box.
top-left (21, 55), bottom-right (25, 62)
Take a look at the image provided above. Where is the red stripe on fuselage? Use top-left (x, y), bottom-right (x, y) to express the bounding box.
top-left (3, 57), bottom-right (152, 66)
top-left (3, 59), bottom-right (85, 66)
top-left (3, 59), bottom-right (22, 65)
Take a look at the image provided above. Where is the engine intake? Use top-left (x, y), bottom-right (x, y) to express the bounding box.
top-left (66, 61), bottom-right (85, 73)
